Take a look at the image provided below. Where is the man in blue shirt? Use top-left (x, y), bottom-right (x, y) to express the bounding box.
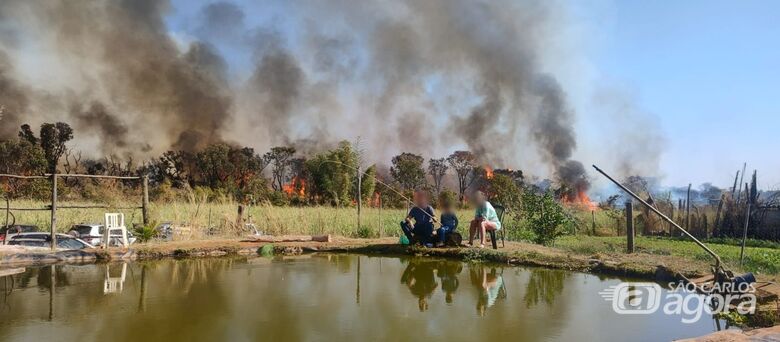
top-left (400, 190), bottom-right (436, 245)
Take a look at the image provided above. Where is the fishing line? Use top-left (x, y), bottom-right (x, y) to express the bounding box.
top-left (309, 159), bottom-right (438, 222)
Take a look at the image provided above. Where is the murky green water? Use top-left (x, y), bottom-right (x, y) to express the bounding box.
top-left (0, 255), bottom-right (731, 341)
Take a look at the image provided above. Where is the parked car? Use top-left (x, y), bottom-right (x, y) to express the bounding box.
top-left (69, 224), bottom-right (137, 247)
top-left (0, 224), bottom-right (40, 243)
top-left (6, 233), bottom-right (94, 250)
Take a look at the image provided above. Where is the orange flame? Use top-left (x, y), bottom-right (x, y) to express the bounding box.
top-left (484, 166), bottom-right (494, 180)
top-left (282, 177), bottom-right (306, 197)
top-left (562, 190), bottom-right (598, 211)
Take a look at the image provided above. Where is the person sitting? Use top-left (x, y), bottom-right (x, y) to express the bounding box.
top-left (435, 197), bottom-right (459, 247)
top-left (468, 191), bottom-right (501, 248)
top-left (400, 190), bottom-right (436, 245)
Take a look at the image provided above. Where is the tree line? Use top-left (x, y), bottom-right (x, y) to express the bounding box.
top-left (0, 122), bottom-right (525, 206)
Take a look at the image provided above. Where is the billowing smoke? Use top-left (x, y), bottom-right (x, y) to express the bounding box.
top-left (0, 50), bottom-right (28, 138)
top-left (0, 0), bottom-right (659, 188)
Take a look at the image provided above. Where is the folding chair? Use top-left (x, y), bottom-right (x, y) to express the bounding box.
top-left (476, 204), bottom-right (506, 249)
top-left (104, 213), bottom-right (129, 248)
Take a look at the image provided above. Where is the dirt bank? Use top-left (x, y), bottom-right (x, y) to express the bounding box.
top-left (0, 237), bottom-right (715, 281)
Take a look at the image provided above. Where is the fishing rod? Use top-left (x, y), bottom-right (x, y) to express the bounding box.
top-left (310, 159), bottom-right (438, 222)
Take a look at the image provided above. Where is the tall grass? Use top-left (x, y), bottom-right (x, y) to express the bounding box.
top-left (2, 199), bottom-right (475, 239)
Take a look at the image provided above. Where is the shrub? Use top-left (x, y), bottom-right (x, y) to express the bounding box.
top-left (521, 190), bottom-right (570, 245)
top-left (133, 221), bottom-right (158, 243)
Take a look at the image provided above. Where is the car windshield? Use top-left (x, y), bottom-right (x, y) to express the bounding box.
top-left (73, 226), bottom-right (94, 235)
top-left (57, 238), bottom-right (87, 249)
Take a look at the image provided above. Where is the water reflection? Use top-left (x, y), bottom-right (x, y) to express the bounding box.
top-left (400, 259), bottom-right (440, 311)
top-left (103, 263), bottom-right (127, 294)
top-left (0, 256), bottom-right (724, 341)
top-left (523, 268), bottom-right (567, 308)
top-left (469, 265), bottom-right (506, 316)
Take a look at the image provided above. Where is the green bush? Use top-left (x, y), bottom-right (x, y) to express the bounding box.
top-left (521, 190), bottom-right (570, 246)
top-left (132, 221), bottom-right (158, 243)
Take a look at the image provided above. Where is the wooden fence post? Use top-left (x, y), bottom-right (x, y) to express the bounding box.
top-left (625, 201), bottom-right (634, 253)
top-left (236, 205), bottom-right (245, 229)
top-left (50, 174), bottom-right (57, 251)
top-left (142, 175), bottom-right (150, 226)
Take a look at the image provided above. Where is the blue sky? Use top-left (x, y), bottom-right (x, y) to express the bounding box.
top-left (166, 0), bottom-right (780, 189)
top-left (575, 0), bottom-right (780, 188)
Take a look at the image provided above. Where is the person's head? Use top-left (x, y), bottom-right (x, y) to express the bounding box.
top-left (413, 190), bottom-right (429, 206)
top-left (470, 191), bottom-right (487, 207)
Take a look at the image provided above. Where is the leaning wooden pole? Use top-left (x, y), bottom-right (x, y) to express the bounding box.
top-left (593, 165), bottom-right (723, 270)
top-left (740, 202), bottom-right (751, 266)
top-left (50, 174), bottom-right (58, 251)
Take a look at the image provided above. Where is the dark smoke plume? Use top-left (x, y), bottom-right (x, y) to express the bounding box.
top-left (0, 0), bottom-right (663, 187)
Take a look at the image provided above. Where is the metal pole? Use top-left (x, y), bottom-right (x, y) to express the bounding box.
top-left (626, 201), bottom-right (634, 253)
top-left (50, 174), bottom-right (57, 251)
top-left (593, 165), bottom-right (723, 269)
top-left (142, 175), bottom-right (149, 225)
top-left (740, 202), bottom-right (751, 266)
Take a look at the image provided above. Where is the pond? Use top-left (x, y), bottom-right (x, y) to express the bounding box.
top-left (0, 255), bottom-right (732, 341)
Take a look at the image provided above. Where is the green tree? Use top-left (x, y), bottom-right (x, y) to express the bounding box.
top-left (447, 150), bottom-right (478, 201)
top-left (0, 138), bottom-right (47, 198)
top-left (486, 174), bottom-right (522, 209)
top-left (360, 164), bottom-right (377, 202)
top-left (522, 190), bottom-right (570, 245)
top-left (39, 122), bottom-right (73, 173)
top-left (196, 143), bottom-right (233, 188)
top-left (264, 146), bottom-right (296, 191)
top-left (390, 152), bottom-right (425, 190)
top-left (18, 124), bottom-right (37, 145)
top-left (306, 141), bottom-right (356, 205)
top-left (229, 147), bottom-right (268, 191)
top-left (427, 157), bottom-right (448, 196)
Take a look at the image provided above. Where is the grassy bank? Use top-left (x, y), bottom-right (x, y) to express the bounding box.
top-left (6, 200), bottom-right (779, 276)
top-left (4, 200), bottom-right (473, 238)
top-left (555, 235), bottom-right (780, 275)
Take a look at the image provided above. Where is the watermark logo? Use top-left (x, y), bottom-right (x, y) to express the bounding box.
top-left (600, 281), bottom-right (757, 324)
top-left (599, 282), bottom-right (662, 314)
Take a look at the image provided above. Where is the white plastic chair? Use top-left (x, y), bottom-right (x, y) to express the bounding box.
top-left (103, 213), bottom-right (129, 248)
